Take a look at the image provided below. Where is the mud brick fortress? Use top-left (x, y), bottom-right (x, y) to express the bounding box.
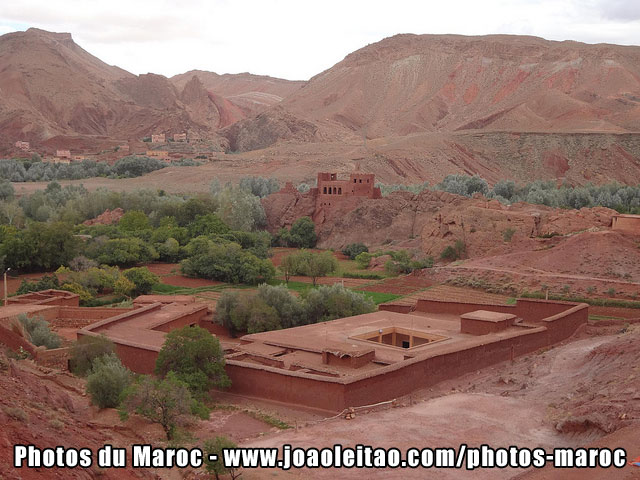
top-left (0, 289), bottom-right (588, 413)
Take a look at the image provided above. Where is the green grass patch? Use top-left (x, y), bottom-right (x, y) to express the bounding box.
top-left (354, 290), bottom-right (402, 305)
top-left (505, 297), bottom-right (517, 305)
top-left (589, 315), bottom-right (625, 322)
top-left (342, 272), bottom-right (385, 280)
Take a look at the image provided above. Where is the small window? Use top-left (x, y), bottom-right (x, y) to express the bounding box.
top-left (323, 186), bottom-right (327, 194)
top-left (367, 179), bottom-right (369, 183)
top-left (359, 179), bottom-right (362, 183)
top-left (338, 187), bottom-right (342, 194)
top-left (354, 179), bottom-right (357, 183)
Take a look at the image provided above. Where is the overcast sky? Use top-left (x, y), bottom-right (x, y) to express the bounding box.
top-left (2, 0), bottom-right (640, 80)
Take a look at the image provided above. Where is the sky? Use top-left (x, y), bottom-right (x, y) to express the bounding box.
top-left (2, 0), bottom-right (640, 80)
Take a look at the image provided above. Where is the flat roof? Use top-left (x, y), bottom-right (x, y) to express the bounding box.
top-left (460, 310), bottom-right (516, 322)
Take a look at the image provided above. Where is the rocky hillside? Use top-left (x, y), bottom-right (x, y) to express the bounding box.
top-left (0, 29), bottom-right (299, 154)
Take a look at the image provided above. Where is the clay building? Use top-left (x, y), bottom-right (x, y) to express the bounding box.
top-left (224, 296), bottom-right (587, 412)
top-left (146, 150), bottom-right (169, 159)
top-left (173, 133), bottom-right (187, 142)
top-left (0, 289), bottom-right (588, 413)
top-left (55, 149), bottom-right (71, 159)
top-left (612, 214), bottom-right (640, 234)
top-left (15, 141), bottom-right (30, 151)
top-left (151, 134), bottom-right (166, 143)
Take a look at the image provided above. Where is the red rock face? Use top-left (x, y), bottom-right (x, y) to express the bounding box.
top-left (82, 208), bottom-right (125, 226)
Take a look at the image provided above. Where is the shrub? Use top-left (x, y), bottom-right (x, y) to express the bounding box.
top-left (204, 436), bottom-right (240, 480)
top-left (69, 335), bottom-right (116, 376)
top-left (355, 251), bottom-right (372, 269)
top-left (440, 240), bottom-right (467, 261)
top-left (122, 267), bottom-right (159, 295)
top-left (502, 227), bottom-right (516, 242)
top-left (304, 284), bottom-right (375, 324)
top-left (180, 239), bottom-right (274, 284)
top-left (275, 217), bottom-right (317, 248)
top-left (4, 406), bottom-right (29, 422)
top-left (18, 314), bottom-right (61, 349)
top-left (342, 243), bottom-right (368, 260)
top-left (119, 372), bottom-right (207, 440)
top-left (155, 326), bottom-right (230, 398)
top-left (86, 354), bottom-right (131, 409)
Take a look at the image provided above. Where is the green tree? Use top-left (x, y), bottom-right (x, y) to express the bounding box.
top-left (287, 217), bottom-right (317, 248)
top-left (119, 372), bottom-right (206, 440)
top-left (86, 354), bottom-right (131, 409)
top-left (118, 210), bottom-right (151, 232)
top-left (155, 326), bottom-right (230, 398)
top-left (296, 250), bottom-right (337, 286)
top-left (187, 213), bottom-right (230, 238)
top-left (203, 436), bottom-right (241, 480)
top-left (304, 284), bottom-right (375, 323)
top-left (355, 251), bottom-right (372, 269)
top-left (92, 237), bottom-right (158, 266)
top-left (180, 239), bottom-right (275, 284)
top-left (280, 253), bottom-right (299, 284)
top-left (123, 267), bottom-right (159, 295)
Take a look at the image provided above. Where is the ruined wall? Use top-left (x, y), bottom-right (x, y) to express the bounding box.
top-left (35, 347), bottom-right (70, 369)
top-left (612, 216), bottom-right (640, 234)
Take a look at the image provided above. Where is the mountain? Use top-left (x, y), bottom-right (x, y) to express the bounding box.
top-left (280, 34), bottom-right (640, 138)
top-left (219, 34), bottom-right (640, 184)
top-left (3, 29), bottom-right (640, 185)
top-left (0, 29), bottom-right (300, 154)
top-left (171, 70), bottom-right (304, 121)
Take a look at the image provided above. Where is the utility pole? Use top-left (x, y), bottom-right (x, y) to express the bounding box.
top-left (3, 268), bottom-right (10, 306)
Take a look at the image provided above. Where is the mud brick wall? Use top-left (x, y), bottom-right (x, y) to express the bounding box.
top-left (35, 347), bottom-right (70, 369)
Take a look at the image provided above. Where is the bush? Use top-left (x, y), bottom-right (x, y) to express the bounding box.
top-left (122, 267), bottom-right (159, 295)
top-left (503, 227), bottom-right (516, 242)
top-left (440, 240), bottom-right (467, 261)
top-left (342, 243), bottom-right (368, 260)
top-left (204, 436), bottom-right (240, 480)
top-left (18, 314), bottom-right (61, 349)
top-left (120, 372), bottom-right (208, 440)
top-left (355, 251), bottom-right (372, 269)
top-left (70, 335), bottom-right (116, 376)
top-left (216, 284), bottom-right (375, 335)
top-left (304, 284), bottom-right (375, 324)
top-left (86, 354), bottom-right (131, 409)
top-left (180, 239), bottom-right (275, 284)
top-left (275, 217), bottom-right (317, 248)
top-left (342, 271), bottom-right (384, 280)
top-left (155, 326), bottom-right (230, 398)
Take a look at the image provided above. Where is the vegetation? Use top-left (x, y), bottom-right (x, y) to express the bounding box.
top-left (0, 156), bottom-right (200, 183)
top-left (17, 314), bottom-right (61, 349)
top-left (238, 176), bottom-right (279, 198)
top-left (380, 175), bottom-right (640, 214)
top-left (119, 372), bottom-right (208, 440)
top-left (502, 227), bottom-right (516, 242)
top-left (216, 283), bottom-right (375, 335)
top-left (280, 250), bottom-right (338, 286)
top-left (440, 240), bottom-right (467, 261)
top-left (155, 326), bottom-right (230, 399)
top-left (274, 216), bottom-right (317, 248)
top-left (86, 354), bottom-right (132, 409)
top-left (180, 238), bottom-right (275, 284)
top-left (342, 242), bottom-right (369, 260)
top-left (69, 335), bottom-right (116, 376)
top-left (203, 436), bottom-right (241, 480)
